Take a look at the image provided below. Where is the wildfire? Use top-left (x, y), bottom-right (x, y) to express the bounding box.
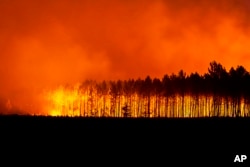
top-left (43, 84), bottom-right (82, 117)
top-left (39, 61), bottom-right (250, 118)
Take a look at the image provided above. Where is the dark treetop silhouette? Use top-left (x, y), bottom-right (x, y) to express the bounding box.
top-left (38, 61), bottom-right (250, 117)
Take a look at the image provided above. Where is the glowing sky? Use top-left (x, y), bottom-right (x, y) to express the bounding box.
top-left (1, 0), bottom-right (250, 113)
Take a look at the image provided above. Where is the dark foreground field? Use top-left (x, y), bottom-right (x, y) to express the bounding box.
top-left (0, 114), bottom-right (249, 165)
top-left (1, 114), bottom-right (250, 129)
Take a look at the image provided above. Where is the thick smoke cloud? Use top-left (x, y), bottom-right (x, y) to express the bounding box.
top-left (1, 0), bottom-right (250, 113)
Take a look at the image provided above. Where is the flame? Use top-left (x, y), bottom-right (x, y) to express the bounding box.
top-left (42, 84), bottom-right (82, 116)
top-left (2, 0), bottom-right (250, 116)
top-left (40, 82), bottom-right (249, 118)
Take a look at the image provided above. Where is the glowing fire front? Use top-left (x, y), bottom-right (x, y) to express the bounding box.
top-left (43, 85), bottom-right (82, 116)
top-left (42, 82), bottom-right (134, 117)
top-left (42, 79), bottom-right (250, 118)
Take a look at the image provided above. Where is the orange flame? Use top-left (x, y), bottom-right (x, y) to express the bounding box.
top-left (42, 84), bottom-right (82, 116)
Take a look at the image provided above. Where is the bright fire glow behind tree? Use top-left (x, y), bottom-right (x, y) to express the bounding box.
top-left (1, 0), bottom-right (250, 115)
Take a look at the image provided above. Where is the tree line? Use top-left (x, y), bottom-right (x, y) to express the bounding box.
top-left (46, 61), bottom-right (250, 117)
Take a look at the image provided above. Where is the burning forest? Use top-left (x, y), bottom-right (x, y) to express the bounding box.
top-left (1, 0), bottom-right (250, 118)
top-left (35, 61), bottom-right (250, 118)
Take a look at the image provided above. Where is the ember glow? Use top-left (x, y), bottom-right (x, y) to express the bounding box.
top-left (43, 86), bottom-right (79, 116)
top-left (1, 0), bottom-right (250, 116)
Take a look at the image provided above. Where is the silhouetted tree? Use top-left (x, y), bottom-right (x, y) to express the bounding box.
top-left (143, 76), bottom-right (153, 117)
top-left (46, 61), bottom-right (250, 118)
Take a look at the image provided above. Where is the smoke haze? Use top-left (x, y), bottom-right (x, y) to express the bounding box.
top-left (1, 0), bottom-right (250, 113)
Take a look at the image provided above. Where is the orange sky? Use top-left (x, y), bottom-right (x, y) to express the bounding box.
top-left (1, 0), bottom-right (250, 113)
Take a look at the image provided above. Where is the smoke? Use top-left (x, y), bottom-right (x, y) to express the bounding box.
top-left (1, 0), bottom-right (250, 113)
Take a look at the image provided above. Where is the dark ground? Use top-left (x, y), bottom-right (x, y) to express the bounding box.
top-left (0, 114), bottom-right (249, 166)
